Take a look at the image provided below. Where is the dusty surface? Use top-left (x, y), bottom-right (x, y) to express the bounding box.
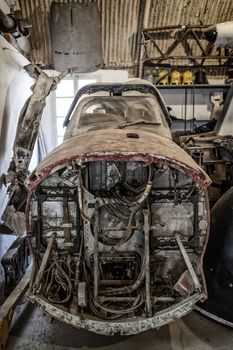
top-left (6, 298), bottom-right (233, 350)
top-left (33, 129), bottom-right (208, 182)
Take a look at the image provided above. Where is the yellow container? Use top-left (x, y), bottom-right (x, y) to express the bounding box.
top-left (158, 70), bottom-right (169, 85)
top-left (183, 70), bottom-right (193, 85)
top-left (170, 70), bottom-right (181, 85)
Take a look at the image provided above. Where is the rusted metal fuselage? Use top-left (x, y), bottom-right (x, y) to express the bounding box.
top-left (26, 82), bottom-right (211, 335)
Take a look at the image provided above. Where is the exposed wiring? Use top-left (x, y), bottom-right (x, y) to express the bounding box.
top-left (90, 291), bottom-right (145, 319)
top-left (42, 256), bottom-right (74, 304)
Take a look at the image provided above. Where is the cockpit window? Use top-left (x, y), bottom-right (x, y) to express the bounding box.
top-left (78, 96), bottom-right (168, 128)
top-left (64, 93), bottom-right (171, 139)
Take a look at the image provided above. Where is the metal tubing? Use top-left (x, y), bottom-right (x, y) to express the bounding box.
top-left (144, 210), bottom-right (152, 316)
top-left (63, 192), bottom-right (71, 242)
top-left (143, 55), bottom-right (233, 61)
top-left (98, 296), bottom-right (137, 303)
top-left (154, 297), bottom-right (175, 303)
top-left (175, 233), bottom-right (201, 291)
top-left (100, 280), bottom-right (134, 286)
top-left (0, 10), bottom-right (16, 31)
top-left (184, 87), bottom-right (187, 132)
top-left (143, 25), bottom-right (212, 32)
top-left (94, 202), bottom-right (99, 300)
top-left (33, 234), bottom-right (55, 292)
top-left (77, 175), bottom-right (83, 212)
top-left (76, 189), bottom-right (80, 243)
top-left (98, 296), bottom-right (174, 303)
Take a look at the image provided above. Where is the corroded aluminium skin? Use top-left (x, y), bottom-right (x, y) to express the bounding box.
top-left (30, 293), bottom-right (204, 336)
top-left (2, 65), bottom-right (68, 234)
top-left (27, 129), bottom-right (210, 190)
top-left (26, 82), bottom-right (211, 335)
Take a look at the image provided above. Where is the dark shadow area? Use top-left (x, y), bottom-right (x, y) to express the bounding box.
top-left (182, 311), bottom-right (233, 348)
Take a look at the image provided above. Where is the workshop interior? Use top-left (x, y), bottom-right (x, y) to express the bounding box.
top-left (1, 1), bottom-right (233, 349)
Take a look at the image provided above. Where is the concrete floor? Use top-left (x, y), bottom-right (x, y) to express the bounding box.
top-left (6, 298), bottom-right (233, 350)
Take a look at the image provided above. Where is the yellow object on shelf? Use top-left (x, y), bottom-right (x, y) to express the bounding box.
top-left (158, 70), bottom-right (169, 85)
top-left (183, 70), bottom-right (193, 85)
top-left (170, 70), bottom-right (181, 85)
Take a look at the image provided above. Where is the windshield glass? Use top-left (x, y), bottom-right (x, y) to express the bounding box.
top-left (78, 96), bottom-right (168, 127)
top-left (65, 94), bottom-right (171, 139)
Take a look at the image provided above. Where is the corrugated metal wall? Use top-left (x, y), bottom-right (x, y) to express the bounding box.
top-left (20, 0), bottom-right (52, 66)
top-left (19, 0), bottom-right (141, 70)
top-left (18, 0), bottom-right (233, 72)
top-left (143, 0), bottom-right (233, 66)
top-left (144, 0), bottom-right (233, 28)
top-left (99, 0), bottom-right (140, 68)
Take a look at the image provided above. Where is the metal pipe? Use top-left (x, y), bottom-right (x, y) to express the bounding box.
top-left (76, 189), bottom-right (80, 243)
top-left (143, 25), bottom-right (212, 32)
top-left (33, 234), bottom-right (55, 293)
top-left (77, 174), bottom-right (83, 212)
top-left (137, 166), bottom-right (152, 204)
top-left (144, 210), bottom-right (152, 316)
top-left (192, 85), bottom-right (195, 132)
top-left (98, 296), bottom-right (137, 303)
top-left (94, 201), bottom-right (99, 300)
top-left (184, 87), bottom-right (187, 132)
top-left (154, 296), bottom-right (175, 303)
top-left (98, 296), bottom-right (175, 303)
top-left (70, 227), bottom-right (83, 314)
top-left (137, 0), bottom-right (147, 78)
top-left (100, 280), bottom-right (134, 286)
top-left (175, 233), bottom-right (201, 291)
top-left (0, 10), bottom-right (16, 31)
top-left (77, 172), bottom-right (92, 221)
top-left (62, 192), bottom-right (71, 242)
top-left (143, 55), bottom-right (233, 61)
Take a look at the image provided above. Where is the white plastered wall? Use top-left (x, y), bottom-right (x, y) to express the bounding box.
top-left (0, 36), bottom-right (33, 219)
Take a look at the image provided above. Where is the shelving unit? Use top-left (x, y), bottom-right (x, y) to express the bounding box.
top-left (152, 84), bottom-right (230, 125)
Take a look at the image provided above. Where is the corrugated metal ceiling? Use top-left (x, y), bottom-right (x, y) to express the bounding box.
top-left (17, 0), bottom-right (233, 74)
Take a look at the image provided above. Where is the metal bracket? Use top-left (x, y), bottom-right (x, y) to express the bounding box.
top-left (175, 233), bottom-right (201, 291)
